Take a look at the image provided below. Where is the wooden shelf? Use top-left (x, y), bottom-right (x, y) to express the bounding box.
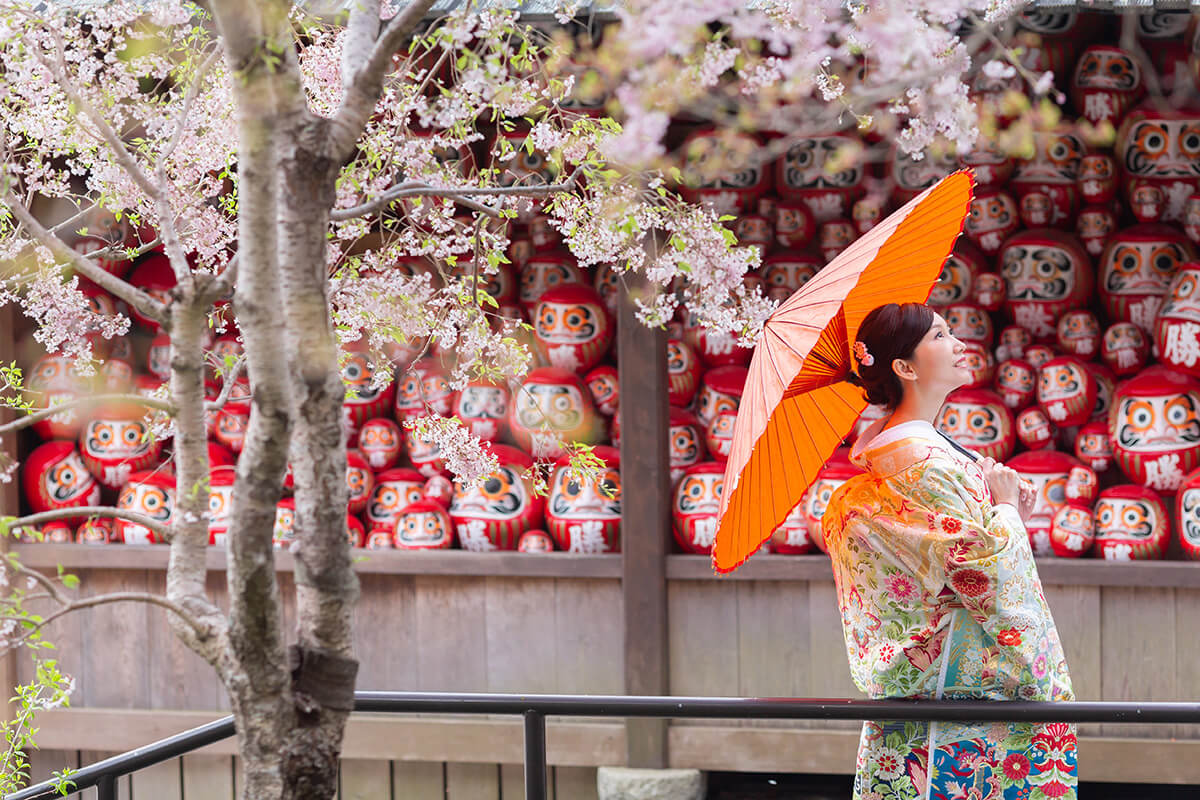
top-left (11, 543), bottom-right (622, 579)
top-left (666, 553), bottom-right (1200, 588)
top-left (12, 545), bottom-right (1200, 586)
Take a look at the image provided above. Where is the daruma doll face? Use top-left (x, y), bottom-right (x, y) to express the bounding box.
top-left (1111, 368), bottom-right (1200, 492)
top-left (672, 464), bottom-right (725, 555)
top-left (936, 390), bottom-right (1014, 462)
top-left (1094, 486), bottom-right (1169, 560)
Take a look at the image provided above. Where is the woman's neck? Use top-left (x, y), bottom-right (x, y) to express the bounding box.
top-left (882, 386), bottom-right (946, 430)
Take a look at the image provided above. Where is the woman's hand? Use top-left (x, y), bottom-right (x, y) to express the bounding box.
top-left (978, 457), bottom-right (1021, 508)
top-left (1017, 479), bottom-right (1037, 524)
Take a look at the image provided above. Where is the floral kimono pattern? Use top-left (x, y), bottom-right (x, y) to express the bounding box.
top-left (822, 419), bottom-right (1076, 800)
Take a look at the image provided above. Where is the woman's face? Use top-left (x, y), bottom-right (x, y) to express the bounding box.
top-left (901, 313), bottom-right (970, 398)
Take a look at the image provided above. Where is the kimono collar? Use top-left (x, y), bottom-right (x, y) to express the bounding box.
top-left (850, 417), bottom-right (953, 476)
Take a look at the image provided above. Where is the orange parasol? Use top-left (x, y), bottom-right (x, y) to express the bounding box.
top-left (711, 170), bottom-right (975, 574)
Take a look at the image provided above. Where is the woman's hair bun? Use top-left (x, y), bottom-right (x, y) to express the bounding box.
top-left (851, 303), bottom-right (934, 410)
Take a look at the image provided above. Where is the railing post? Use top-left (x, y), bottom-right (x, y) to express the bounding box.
top-left (96, 773), bottom-right (117, 800)
top-left (523, 709), bottom-right (547, 800)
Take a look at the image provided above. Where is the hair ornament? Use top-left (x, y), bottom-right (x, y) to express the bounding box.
top-left (852, 340), bottom-right (874, 367)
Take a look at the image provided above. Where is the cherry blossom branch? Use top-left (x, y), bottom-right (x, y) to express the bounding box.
top-left (330, 166), bottom-right (583, 221)
top-left (72, 236), bottom-right (161, 266)
top-left (160, 46), bottom-right (223, 167)
top-left (36, 35), bottom-right (162, 206)
top-left (207, 253), bottom-right (238, 304)
top-left (154, 46), bottom-right (224, 290)
top-left (3, 190), bottom-right (170, 326)
top-left (10, 507), bottom-right (171, 540)
top-left (0, 393), bottom-right (175, 435)
top-left (204, 355), bottom-right (246, 412)
top-left (2, 591), bottom-right (209, 653)
top-left (331, 0), bottom-right (438, 159)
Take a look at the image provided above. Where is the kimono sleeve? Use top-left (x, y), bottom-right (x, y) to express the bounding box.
top-left (910, 464), bottom-right (1040, 654)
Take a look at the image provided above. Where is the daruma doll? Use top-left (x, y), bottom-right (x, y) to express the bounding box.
top-left (1093, 484), bottom-right (1170, 560)
top-left (1036, 356), bottom-right (1096, 427)
top-left (1110, 366), bottom-right (1200, 493)
top-left (365, 467), bottom-right (426, 530)
top-left (79, 404), bottom-right (162, 490)
top-left (508, 367), bottom-right (601, 460)
top-left (532, 284), bottom-right (614, 374)
top-left (393, 499), bottom-right (453, 550)
top-left (1173, 467), bottom-right (1200, 560)
top-left (1009, 450), bottom-right (1086, 557)
top-left (935, 389), bottom-right (1015, 462)
top-left (23, 441), bottom-right (101, 519)
top-left (672, 461), bottom-right (725, 555)
top-left (449, 444), bottom-right (544, 551)
top-left (545, 446), bottom-right (621, 553)
top-left (806, 448), bottom-right (861, 554)
top-left (999, 228), bottom-right (1093, 341)
top-left (1050, 502), bottom-right (1095, 558)
top-left (114, 471), bottom-right (175, 545)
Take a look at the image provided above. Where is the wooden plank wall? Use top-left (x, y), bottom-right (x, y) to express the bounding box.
top-left (19, 570), bottom-right (620, 798)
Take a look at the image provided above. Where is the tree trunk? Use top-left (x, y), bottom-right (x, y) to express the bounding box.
top-left (275, 114), bottom-right (359, 800)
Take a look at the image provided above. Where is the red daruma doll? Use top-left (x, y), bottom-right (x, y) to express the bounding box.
top-left (1093, 485), bottom-right (1170, 560)
top-left (533, 284), bottom-right (614, 374)
top-left (1174, 467), bottom-right (1200, 560)
top-left (449, 444), bottom-right (544, 551)
top-left (672, 462), bottom-right (724, 555)
top-left (584, 365), bottom-right (619, 418)
top-left (668, 408), bottom-right (707, 483)
top-left (804, 448), bottom-right (861, 554)
top-left (1050, 502), bottom-right (1096, 558)
top-left (1110, 366), bottom-right (1200, 493)
top-left (340, 345), bottom-right (395, 434)
top-left (345, 449), bottom-right (375, 515)
top-left (364, 467), bottom-right (426, 530)
top-left (79, 404), bottom-right (163, 490)
top-left (1155, 262), bottom-right (1200, 377)
top-left (25, 353), bottom-right (88, 440)
top-left (1036, 357), bottom-right (1096, 427)
top-left (999, 229), bottom-right (1093, 341)
top-left (769, 503), bottom-right (814, 555)
top-left (667, 339), bottom-right (702, 407)
top-left (452, 379), bottom-right (509, 443)
top-left (115, 471), bottom-right (175, 545)
top-left (208, 466), bottom-right (236, 546)
top-left (696, 366), bottom-right (747, 429)
top-left (358, 417), bottom-right (403, 471)
top-left (545, 446), bottom-right (621, 553)
top-left (23, 441), bottom-right (101, 518)
top-left (393, 499), bottom-right (453, 550)
top-left (934, 389), bottom-right (1015, 463)
top-left (508, 367), bottom-right (601, 461)
top-left (1009, 451), bottom-right (1084, 557)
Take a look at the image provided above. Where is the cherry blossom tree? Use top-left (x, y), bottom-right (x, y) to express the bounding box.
top-left (0, 1), bottom-right (1044, 796)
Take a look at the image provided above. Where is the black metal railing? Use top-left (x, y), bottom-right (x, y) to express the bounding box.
top-left (10, 692), bottom-right (1200, 800)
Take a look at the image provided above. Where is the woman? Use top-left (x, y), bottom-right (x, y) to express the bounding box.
top-left (822, 302), bottom-right (1077, 800)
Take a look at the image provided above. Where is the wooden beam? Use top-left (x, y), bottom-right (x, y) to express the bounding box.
top-left (32, 708), bottom-right (626, 766)
top-left (617, 271), bottom-right (671, 769)
top-left (12, 544), bottom-right (622, 578)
